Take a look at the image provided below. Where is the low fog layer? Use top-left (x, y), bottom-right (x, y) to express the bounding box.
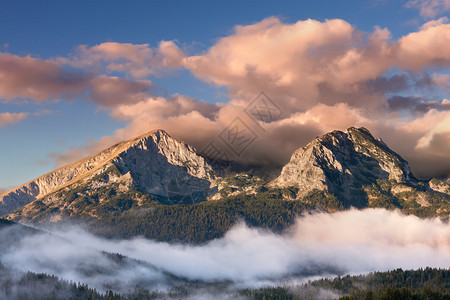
top-left (1, 209), bottom-right (449, 293)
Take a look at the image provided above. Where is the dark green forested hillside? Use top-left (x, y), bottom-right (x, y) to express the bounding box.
top-left (76, 184), bottom-right (448, 244)
top-left (243, 268), bottom-right (450, 299)
top-left (89, 192), bottom-right (314, 243)
top-left (1, 265), bottom-right (449, 299)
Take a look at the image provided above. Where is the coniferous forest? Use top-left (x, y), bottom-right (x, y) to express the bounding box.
top-left (1, 265), bottom-right (449, 299)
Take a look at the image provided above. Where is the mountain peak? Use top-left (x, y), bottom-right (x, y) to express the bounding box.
top-left (0, 128), bottom-right (215, 216)
top-left (314, 127), bottom-right (375, 145)
top-left (346, 126), bottom-right (372, 135)
top-left (113, 129), bottom-right (171, 149)
top-left (131, 128), bottom-right (169, 140)
top-left (272, 127), bottom-right (416, 206)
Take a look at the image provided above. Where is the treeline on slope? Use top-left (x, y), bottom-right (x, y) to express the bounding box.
top-left (0, 263), bottom-right (176, 300)
top-left (0, 262), bottom-right (107, 300)
top-left (88, 190), bottom-right (323, 243)
top-left (243, 268), bottom-right (450, 300)
top-left (85, 184), bottom-right (447, 244)
top-left (1, 265), bottom-right (448, 300)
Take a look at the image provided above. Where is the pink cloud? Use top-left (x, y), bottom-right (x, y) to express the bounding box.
top-left (182, 18), bottom-right (396, 110)
top-left (0, 53), bottom-right (89, 101)
top-left (398, 18), bottom-right (450, 70)
top-left (0, 52), bottom-right (157, 108)
top-left (88, 75), bottom-right (153, 107)
top-left (0, 112), bottom-right (29, 127)
top-left (181, 17), bottom-right (450, 115)
top-left (64, 41), bottom-right (184, 78)
top-left (406, 0), bottom-right (450, 18)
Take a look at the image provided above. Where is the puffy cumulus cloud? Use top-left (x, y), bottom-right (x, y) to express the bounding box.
top-left (111, 94), bottom-right (219, 121)
top-left (63, 41), bottom-right (184, 78)
top-left (0, 53), bottom-right (89, 102)
top-left (375, 109), bottom-right (450, 178)
top-left (182, 17), bottom-right (397, 111)
top-left (111, 95), bottom-right (220, 145)
top-left (221, 102), bottom-right (376, 167)
top-left (406, 0), bottom-right (450, 18)
top-left (50, 95), bottom-right (221, 167)
top-left (182, 17), bottom-right (450, 113)
top-left (158, 41), bottom-right (185, 68)
top-left (397, 18), bottom-right (450, 70)
top-left (415, 111), bottom-right (450, 155)
top-left (279, 103), bottom-right (372, 132)
top-left (0, 112), bottom-right (29, 127)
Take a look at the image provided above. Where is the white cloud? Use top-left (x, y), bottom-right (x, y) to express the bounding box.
top-left (1, 209), bottom-right (449, 293)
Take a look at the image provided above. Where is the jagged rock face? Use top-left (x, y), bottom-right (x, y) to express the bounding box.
top-left (0, 130), bottom-right (216, 217)
top-left (112, 130), bottom-right (215, 199)
top-left (272, 127), bottom-right (417, 205)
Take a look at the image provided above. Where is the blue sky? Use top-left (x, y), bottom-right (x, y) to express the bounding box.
top-left (1, 0), bottom-right (450, 191)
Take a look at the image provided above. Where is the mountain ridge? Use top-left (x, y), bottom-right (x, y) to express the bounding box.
top-left (2, 127), bottom-right (449, 227)
top-left (0, 129), bottom-right (168, 198)
top-left (0, 129), bottom-right (215, 216)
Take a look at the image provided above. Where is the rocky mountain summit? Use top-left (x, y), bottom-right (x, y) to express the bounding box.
top-left (271, 127), bottom-right (449, 212)
top-left (272, 127), bottom-right (414, 203)
top-left (1, 129), bottom-right (216, 218)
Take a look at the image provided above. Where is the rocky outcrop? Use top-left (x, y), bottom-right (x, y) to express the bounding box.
top-left (0, 129), bottom-right (216, 216)
top-left (428, 178), bottom-right (450, 194)
top-left (271, 127), bottom-right (419, 206)
top-left (112, 130), bottom-right (214, 198)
